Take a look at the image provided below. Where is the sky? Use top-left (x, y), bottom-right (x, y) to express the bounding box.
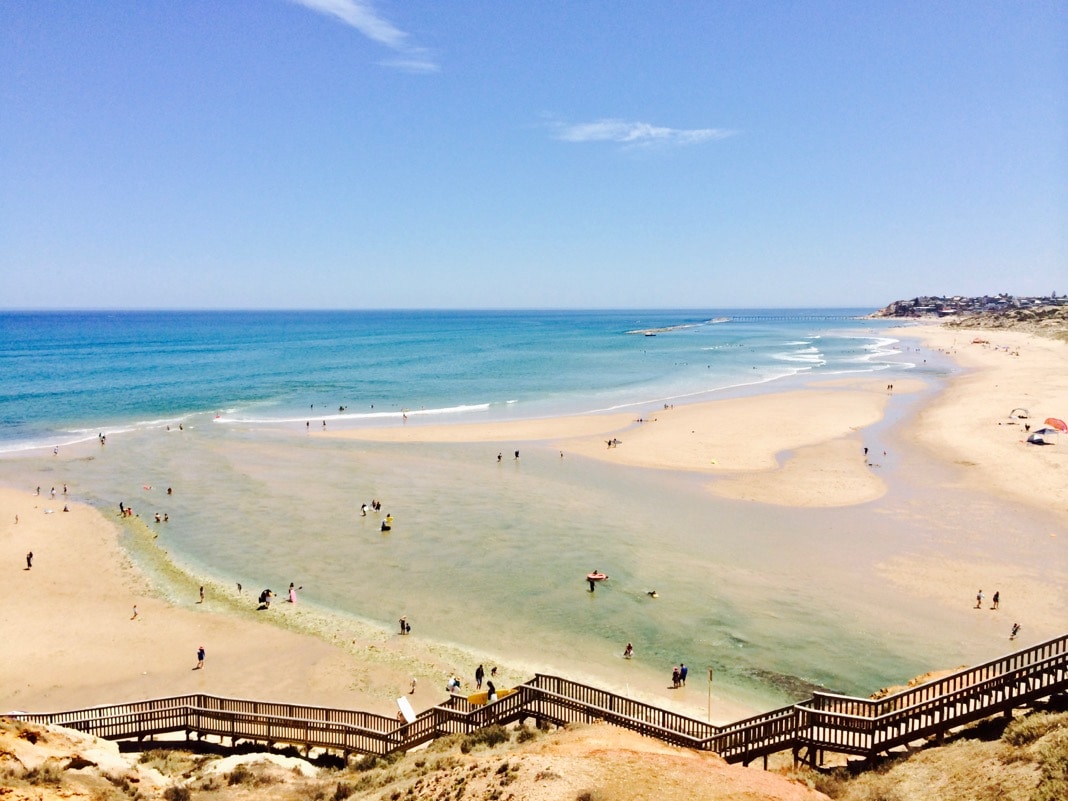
top-left (1, 1), bottom-right (1065, 310)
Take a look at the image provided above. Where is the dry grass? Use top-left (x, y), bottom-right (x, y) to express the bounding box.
top-left (5, 707), bottom-right (1068, 801)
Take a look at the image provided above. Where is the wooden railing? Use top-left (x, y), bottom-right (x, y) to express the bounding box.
top-left (10, 634), bottom-right (1067, 766)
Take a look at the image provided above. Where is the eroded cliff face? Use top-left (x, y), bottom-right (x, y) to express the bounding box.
top-left (872, 298), bottom-right (1068, 342)
top-left (941, 306), bottom-right (1068, 342)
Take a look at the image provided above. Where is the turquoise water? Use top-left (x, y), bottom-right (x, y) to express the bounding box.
top-left (6, 308), bottom-right (1031, 718)
top-left (1, 309), bottom-right (899, 450)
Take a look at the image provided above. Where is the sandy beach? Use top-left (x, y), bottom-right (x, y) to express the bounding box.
top-left (896, 325), bottom-right (1068, 527)
top-left (0, 486), bottom-right (456, 717)
top-left (323, 378), bottom-right (928, 507)
top-left (2, 322), bottom-right (1065, 724)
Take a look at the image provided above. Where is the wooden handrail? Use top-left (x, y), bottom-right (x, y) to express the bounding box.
top-left (9, 633), bottom-right (1067, 766)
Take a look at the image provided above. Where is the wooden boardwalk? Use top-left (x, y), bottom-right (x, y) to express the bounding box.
top-left (11, 634), bottom-right (1067, 767)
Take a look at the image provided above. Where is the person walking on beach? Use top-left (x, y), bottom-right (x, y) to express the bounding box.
top-left (1010, 623), bottom-right (1021, 639)
top-left (679, 663), bottom-right (688, 686)
top-left (975, 589), bottom-right (984, 609)
top-left (194, 645), bottom-right (205, 669)
top-left (131, 605), bottom-right (138, 620)
top-left (991, 591), bottom-right (1000, 610)
top-left (475, 664), bottom-right (485, 690)
top-left (671, 666), bottom-right (680, 688)
top-left (289, 582), bottom-right (297, 603)
top-left (25, 551), bottom-right (32, 570)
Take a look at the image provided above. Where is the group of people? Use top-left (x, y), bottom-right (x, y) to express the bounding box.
top-left (975, 588), bottom-right (1000, 609)
top-left (255, 583), bottom-right (301, 609)
top-left (448, 664), bottom-right (500, 701)
top-left (974, 589), bottom-right (1022, 640)
top-left (358, 500), bottom-right (394, 531)
top-left (671, 663), bottom-right (688, 689)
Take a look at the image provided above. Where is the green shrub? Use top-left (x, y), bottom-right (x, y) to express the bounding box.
top-left (1003, 712), bottom-right (1067, 747)
top-left (24, 761), bottom-right (64, 785)
top-left (459, 725), bottom-right (509, 753)
top-left (227, 763), bottom-right (254, 785)
top-left (354, 749), bottom-right (405, 772)
top-left (1033, 728), bottom-right (1068, 801)
top-left (516, 725), bottom-right (538, 743)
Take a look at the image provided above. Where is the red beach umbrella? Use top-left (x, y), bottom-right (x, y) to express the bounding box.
top-left (1044, 418), bottom-right (1068, 433)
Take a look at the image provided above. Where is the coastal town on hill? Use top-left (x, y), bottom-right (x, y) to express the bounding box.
top-left (874, 292), bottom-right (1065, 318)
top-left (873, 293), bottom-right (1068, 341)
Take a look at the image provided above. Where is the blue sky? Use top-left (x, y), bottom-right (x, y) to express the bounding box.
top-left (1, 1), bottom-right (1064, 309)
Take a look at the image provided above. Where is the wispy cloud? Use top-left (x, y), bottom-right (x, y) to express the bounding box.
top-left (290, 0), bottom-right (438, 73)
top-left (553, 118), bottom-right (735, 147)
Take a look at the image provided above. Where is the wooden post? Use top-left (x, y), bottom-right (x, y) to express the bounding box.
top-left (707, 666), bottom-right (713, 723)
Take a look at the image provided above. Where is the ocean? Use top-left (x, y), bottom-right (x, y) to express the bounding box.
top-left (2, 308), bottom-right (1028, 718)
top-left (1, 309), bottom-right (900, 449)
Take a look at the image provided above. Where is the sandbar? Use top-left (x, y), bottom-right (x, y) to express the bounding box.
top-left (2, 322), bottom-right (1066, 726)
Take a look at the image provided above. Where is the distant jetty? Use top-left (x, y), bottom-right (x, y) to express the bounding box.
top-left (625, 318), bottom-right (727, 335)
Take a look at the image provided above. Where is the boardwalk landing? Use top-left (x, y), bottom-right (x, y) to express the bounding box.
top-left (12, 634), bottom-right (1067, 768)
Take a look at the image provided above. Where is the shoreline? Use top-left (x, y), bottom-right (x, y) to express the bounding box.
top-left (320, 377), bottom-right (932, 508)
top-left (891, 324), bottom-right (1068, 528)
top-left (2, 323), bottom-right (1065, 726)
